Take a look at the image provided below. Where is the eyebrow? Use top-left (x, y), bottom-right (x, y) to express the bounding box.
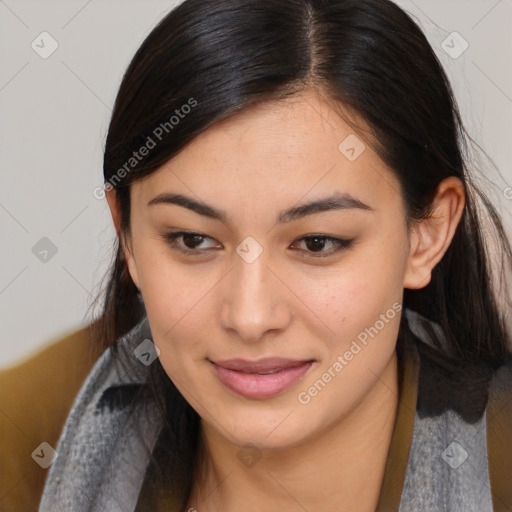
top-left (147, 191), bottom-right (373, 224)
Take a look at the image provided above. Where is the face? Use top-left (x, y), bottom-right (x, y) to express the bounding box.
top-left (121, 89), bottom-right (416, 450)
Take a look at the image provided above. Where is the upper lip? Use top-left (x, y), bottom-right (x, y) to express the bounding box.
top-left (211, 358), bottom-right (313, 373)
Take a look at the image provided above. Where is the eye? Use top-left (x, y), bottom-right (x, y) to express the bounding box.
top-left (290, 234), bottom-right (354, 258)
top-left (162, 231), bottom-right (220, 255)
top-left (162, 231), bottom-right (354, 259)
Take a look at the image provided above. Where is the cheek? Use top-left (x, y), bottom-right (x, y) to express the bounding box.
top-left (301, 264), bottom-right (401, 325)
top-left (136, 242), bottom-right (204, 319)
top-left (134, 250), bottom-right (213, 365)
top-left (294, 250), bottom-right (406, 354)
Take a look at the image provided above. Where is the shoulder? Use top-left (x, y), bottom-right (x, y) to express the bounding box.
top-left (398, 312), bottom-right (512, 510)
top-left (0, 323), bottom-right (105, 512)
top-left (404, 308), bottom-right (504, 423)
top-left (405, 310), bottom-right (512, 510)
top-left (37, 316), bottom-right (162, 512)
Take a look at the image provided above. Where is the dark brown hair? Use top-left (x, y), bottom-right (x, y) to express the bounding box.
top-left (89, 0), bottom-right (512, 507)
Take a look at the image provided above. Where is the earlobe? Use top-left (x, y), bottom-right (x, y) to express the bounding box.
top-left (404, 176), bottom-right (465, 290)
top-left (105, 187), bottom-right (142, 291)
top-left (403, 223), bottom-right (434, 289)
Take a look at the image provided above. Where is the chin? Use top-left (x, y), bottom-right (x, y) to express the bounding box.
top-left (217, 411), bottom-right (315, 452)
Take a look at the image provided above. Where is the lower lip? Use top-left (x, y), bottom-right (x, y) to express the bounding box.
top-left (211, 361), bottom-right (313, 400)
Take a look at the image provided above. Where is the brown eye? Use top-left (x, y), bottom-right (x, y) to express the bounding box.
top-left (163, 231), bottom-right (220, 254)
top-left (181, 233), bottom-right (206, 249)
top-left (291, 235), bottom-right (354, 258)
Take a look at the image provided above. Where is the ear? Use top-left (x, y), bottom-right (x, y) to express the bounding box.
top-left (105, 187), bottom-right (142, 291)
top-left (404, 176), bottom-right (465, 289)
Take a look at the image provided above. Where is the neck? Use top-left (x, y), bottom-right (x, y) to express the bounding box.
top-left (186, 351), bottom-right (399, 512)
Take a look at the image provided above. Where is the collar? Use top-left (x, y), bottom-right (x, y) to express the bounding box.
top-left (375, 334), bottom-right (419, 511)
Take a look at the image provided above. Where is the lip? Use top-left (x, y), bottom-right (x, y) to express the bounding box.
top-left (210, 358), bottom-right (314, 399)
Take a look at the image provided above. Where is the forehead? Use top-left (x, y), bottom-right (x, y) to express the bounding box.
top-left (180, 90), bottom-right (370, 168)
top-left (131, 89), bottom-right (403, 218)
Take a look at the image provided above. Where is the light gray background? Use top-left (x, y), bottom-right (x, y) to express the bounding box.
top-left (1, 0), bottom-right (511, 368)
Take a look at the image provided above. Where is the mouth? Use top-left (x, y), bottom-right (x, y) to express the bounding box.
top-left (210, 357), bottom-right (315, 399)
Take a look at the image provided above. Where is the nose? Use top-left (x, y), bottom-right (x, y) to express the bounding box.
top-left (220, 250), bottom-right (291, 343)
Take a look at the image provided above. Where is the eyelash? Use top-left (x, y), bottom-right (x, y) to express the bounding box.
top-left (162, 231), bottom-right (354, 259)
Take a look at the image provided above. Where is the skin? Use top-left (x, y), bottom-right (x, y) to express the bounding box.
top-left (106, 88), bottom-right (465, 512)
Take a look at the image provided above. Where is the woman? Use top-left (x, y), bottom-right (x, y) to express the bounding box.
top-left (37, 0), bottom-right (512, 510)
